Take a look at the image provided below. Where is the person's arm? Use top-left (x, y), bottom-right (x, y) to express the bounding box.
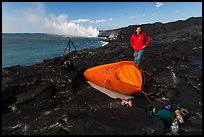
top-left (142, 34), bottom-right (150, 49)
top-left (144, 34), bottom-right (150, 47)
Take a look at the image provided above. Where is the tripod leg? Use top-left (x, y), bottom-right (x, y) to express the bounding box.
top-left (71, 40), bottom-right (77, 51)
top-left (58, 39), bottom-right (70, 66)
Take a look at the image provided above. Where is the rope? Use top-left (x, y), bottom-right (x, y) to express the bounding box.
top-left (138, 64), bottom-right (164, 104)
top-left (141, 91), bottom-right (152, 103)
top-left (141, 91), bottom-right (165, 103)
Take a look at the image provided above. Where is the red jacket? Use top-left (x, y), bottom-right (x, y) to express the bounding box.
top-left (130, 32), bottom-right (150, 51)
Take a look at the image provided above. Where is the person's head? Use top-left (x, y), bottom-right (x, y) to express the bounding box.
top-left (136, 26), bottom-right (142, 34)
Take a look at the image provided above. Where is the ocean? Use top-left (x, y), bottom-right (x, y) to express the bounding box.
top-left (2, 33), bottom-right (108, 68)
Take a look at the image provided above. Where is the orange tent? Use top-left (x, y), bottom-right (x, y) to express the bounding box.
top-left (84, 61), bottom-right (143, 95)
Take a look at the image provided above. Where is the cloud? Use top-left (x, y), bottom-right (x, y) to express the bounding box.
top-left (143, 13), bottom-right (146, 17)
top-left (70, 18), bottom-right (112, 24)
top-left (70, 19), bottom-right (92, 23)
top-left (129, 16), bottom-right (139, 19)
top-left (155, 2), bottom-right (163, 8)
top-left (2, 2), bottom-right (99, 37)
top-left (175, 10), bottom-right (180, 13)
top-left (151, 13), bottom-right (157, 16)
top-left (95, 19), bottom-right (107, 23)
top-left (95, 18), bottom-right (112, 23)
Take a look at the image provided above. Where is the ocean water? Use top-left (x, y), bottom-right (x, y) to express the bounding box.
top-left (2, 33), bottom-right (108, 68)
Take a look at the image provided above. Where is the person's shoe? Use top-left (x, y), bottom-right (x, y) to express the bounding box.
top-left (121, 99), bottom-right (133, 107)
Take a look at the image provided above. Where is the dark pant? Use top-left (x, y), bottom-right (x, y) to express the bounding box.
top-left (133, 50), bottom-right (144, 67)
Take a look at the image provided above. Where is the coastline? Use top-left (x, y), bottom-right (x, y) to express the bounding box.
top-left (2, 35), bottom-right (107, 68)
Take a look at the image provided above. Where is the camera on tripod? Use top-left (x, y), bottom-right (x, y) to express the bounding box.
top-left (58, 39), bottom-right (77, 69)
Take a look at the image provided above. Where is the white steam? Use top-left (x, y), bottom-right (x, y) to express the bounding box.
top-left (2, 2), bottom-right (99, 37)
top-left (43, 14), bottom-right (99, 37)
top-left (70, 18), bottom-right (113, 24)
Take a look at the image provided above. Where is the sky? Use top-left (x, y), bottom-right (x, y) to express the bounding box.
top-left (2, 2), bottom-right (202, 37)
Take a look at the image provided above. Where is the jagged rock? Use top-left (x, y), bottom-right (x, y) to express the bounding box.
top-left (68, 108), bottom-right (164, 135)
top-left (2, 17), bottom-right (202, 135)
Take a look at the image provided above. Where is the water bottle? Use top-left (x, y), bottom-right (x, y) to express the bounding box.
top-left (170, 119), bottom-right (179, 134)
top-left (175, 110), bottom-right (184, 123)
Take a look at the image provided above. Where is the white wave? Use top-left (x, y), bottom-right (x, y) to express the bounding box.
top-left (101, 41), bottom-right (109, 46)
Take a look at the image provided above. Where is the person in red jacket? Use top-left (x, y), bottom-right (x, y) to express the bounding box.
top-left (130, 26), bottom-right (150, 67)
